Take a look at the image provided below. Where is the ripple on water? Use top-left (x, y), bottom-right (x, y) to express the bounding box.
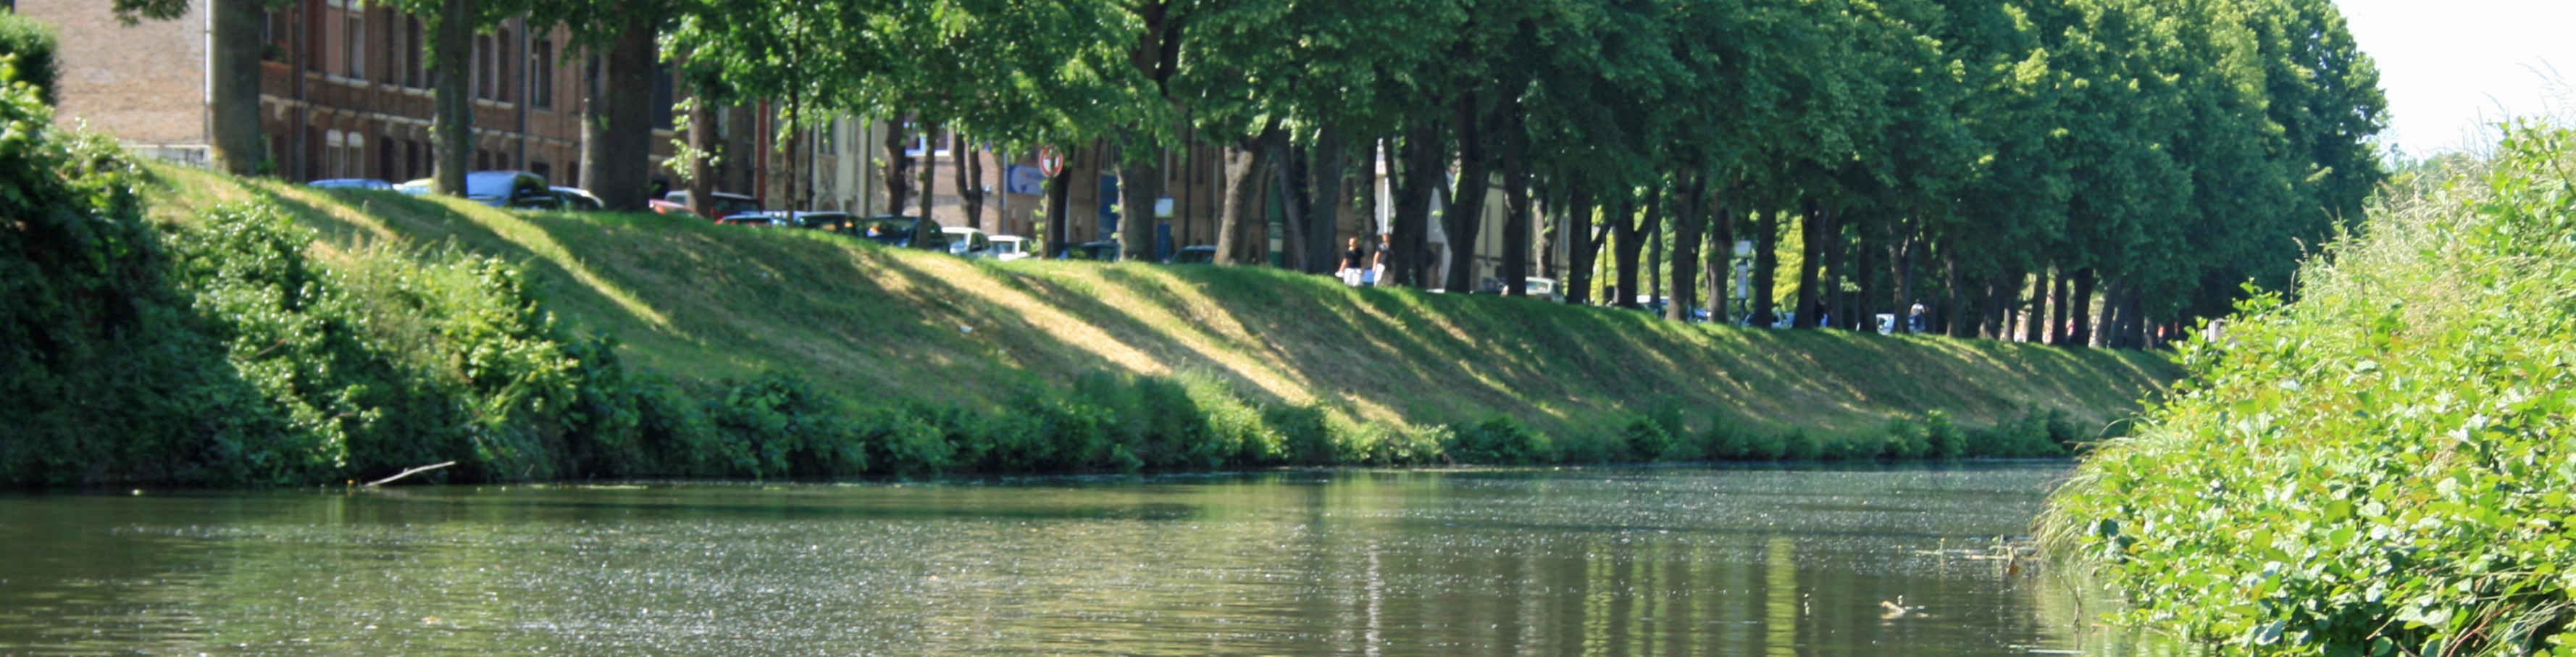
top-left (0, 464), bottom-right (2161, 656)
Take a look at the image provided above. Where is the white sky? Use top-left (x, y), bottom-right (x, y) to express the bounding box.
top-left (2334, 0), bottom-right (2576, 159)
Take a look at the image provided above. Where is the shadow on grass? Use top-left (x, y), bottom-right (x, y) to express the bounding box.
top-left (159, 169), bottom-right (2180, 441)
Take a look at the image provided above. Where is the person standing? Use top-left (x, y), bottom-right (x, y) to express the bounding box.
top-left (1339, 236), bottom-right (1366, 286)
top-left (1367, 234), bottom-right (1389, 287)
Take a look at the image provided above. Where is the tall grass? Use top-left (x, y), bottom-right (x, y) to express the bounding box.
top-left (2040, 125), bottom-right (2576, 655)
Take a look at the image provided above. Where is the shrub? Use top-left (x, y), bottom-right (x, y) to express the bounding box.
top-left (1449, 415), bottom-right (1554, 465)
top-left (2043, 126), bottom-right (2576, 653)
top-left (1619, 415), bottom-right (1676, 462)
top-left (0, 14), bottom-right (59, 105)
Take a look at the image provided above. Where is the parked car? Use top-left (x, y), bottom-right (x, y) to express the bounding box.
top-left (715, 211), bottom-right (798, 227)
top-left (790, 212), bottom-right (859, 233)
top-left (942, 226), bottom-right (993, 256)
top-left (985, 235), bottom-right (1032, 261)
top-left (1523, 277), bottom-right (1564, 302)
top-left (395, 171), bottom-right (559, 209)
top-left (1166, 245), bottom-right (1218, 264)
top-left (1061, 240), bottom-right (1121, 261)
top-left (651, 190), bottom-right (761, 219)
top-left (551, 186), bottom-right (603, 211)
top-left (309, 177), bottom-right (393, 191)
top-left (848, 214), bottom-right (950, 251)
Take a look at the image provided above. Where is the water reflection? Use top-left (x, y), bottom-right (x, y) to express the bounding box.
top-left (0, 464), bottom-right (2186, 655)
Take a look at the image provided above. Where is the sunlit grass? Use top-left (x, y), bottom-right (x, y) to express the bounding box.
top-left (143, 163), bottom-right (2179, 439)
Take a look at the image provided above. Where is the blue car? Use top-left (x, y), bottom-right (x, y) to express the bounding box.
top-left (308, 177), bottom-right (393, 191)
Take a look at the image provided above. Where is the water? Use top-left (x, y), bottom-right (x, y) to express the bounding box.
top-left (0, 462), bottom-right (2170, 655)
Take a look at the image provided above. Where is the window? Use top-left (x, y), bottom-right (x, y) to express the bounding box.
top-left (325, 130), bottom-right (346, 178)
top-left (345, 12), bottom-right (364, 80)
top-left (531, 40), bottom-right (553, 109)
top-left (263, 11), bottom-right (287, 61)
top-left (474, 35), bottom-right (493, 99)
top-left (406, 19), bottom-right (425, 88)
top-left (903, 122), bottom-right (950, 158)
top-left (495, 29), bottom-right (514, 104)
top-left (650, 65), bottom-right (674, 130)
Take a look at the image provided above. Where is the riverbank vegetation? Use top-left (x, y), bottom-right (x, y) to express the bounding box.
top-left (2041, 126), bottom-right (2576, 654)
top-left (92, 0), bottom-right (2385, 348)
top-left (1, 74), bottom-right (2176, 486)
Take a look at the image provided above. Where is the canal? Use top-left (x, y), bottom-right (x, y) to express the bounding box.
top-left (0, 462), bottom-right (2172, 655)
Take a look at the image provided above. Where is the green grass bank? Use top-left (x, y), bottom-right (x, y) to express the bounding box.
top-left (2040, 127), bottom-right (2576, 655)
top-left (4, 92), bottom-right (2175, 486)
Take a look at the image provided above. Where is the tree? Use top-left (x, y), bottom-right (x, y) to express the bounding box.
top-left (531, 0), bottom-right (685, 212)
top-left (113, 0), bottom-right (272, 176)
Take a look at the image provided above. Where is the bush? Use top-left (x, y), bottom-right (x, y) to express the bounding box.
top-left (0, 13), bottom-right (59, 105)
top-left (1448, 415), bottom-right (1554, 464)
top-left (2042, 126), bottom-right (2576, 653)
top-left (1619, 415), bottom-right (1676, 461)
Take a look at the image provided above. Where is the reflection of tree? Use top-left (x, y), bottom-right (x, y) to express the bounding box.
top-left (6, 467), bottom-right (2145, 654)
top-left (1767, 535), bottom-right (1802, 656)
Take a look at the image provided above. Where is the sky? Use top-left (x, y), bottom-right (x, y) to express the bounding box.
top-left (2333, 0), bottom-right (2576, 159)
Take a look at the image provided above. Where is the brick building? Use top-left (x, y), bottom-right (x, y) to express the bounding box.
top-left (17, 0), bottom-right (862, 204)
top-left (19, 1), bottom-right (1426, 267)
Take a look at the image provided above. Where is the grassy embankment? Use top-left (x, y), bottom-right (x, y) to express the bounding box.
top-left (142, 163), bottom-right (2176, 460)
top-left (2041, 127), bottom-right (2576, 654)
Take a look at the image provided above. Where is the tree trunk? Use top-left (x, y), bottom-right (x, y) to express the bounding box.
top-left (1500, 136), bottom-right (1533, 297)
top-left (430, 0), bottom-right (473, 196)
top-left (1392, 120), bottom-right (1439, 287)
top-left (1706, 196), bottom-right (1734, 322)
top-left (685, 92), bottom-right (713, 216)
top-left (1897, 233), bottom-right (1920, 324)
top-left (208, 0), bottom-right (264, 175)
top-left (1945, 251), bottom-right (1975, 338)
top-left (1793, 201), bottom-right (1824, 328)
top-left (2069, 267), bottom-right (2096, 348)
top-left (1611, 188), bottom-right (1657, 310)
top-left (1442, 96), bottom-right (1491, 292)
top-left (1122, 143), bottom-right (1166, 261)
top-left (1668, 175), bottom-right (1706, 322)
top-left (1752, 209), bottom-right (1781, 327)
top-left (1306, 127), bottom-right (1345, 275)
top-left (2049, 265), bottom-right (2070, 344)
top-left (1823, 211), bottom-right (1849, 329)
top-left (1271, 134), bottom-right (1310, 271)
top-left (2118, 285), bottom-right (2148, 348)
top-left (784, 100), bottom-right (802, 214)
top-left (916, 122), bottom-right (940, 219)
top-left (2025, 269), bottom-right (2050, 343)
top-left (1046, 162), bottom-right (1072, 257)
top-left (885, 117), bottom-right (912, 214)
top-left (1217, 121), bottom-right (1281, 265)
top-left (581, 12), bottom-right (655, 210)
top-left (957, 133), bottom-right (981, 230)
top-left (1564, 192), bottom-right (1596, 305)
top-left (1648, 192), bottom-right (1665, 306)
top-left (2094, 277), bottom-right (2124, 348)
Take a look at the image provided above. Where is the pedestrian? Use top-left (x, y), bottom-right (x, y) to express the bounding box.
top-left (1907, 303), bottom-right (1925, 333)
top-left (1368, 234), bottom-right (1389, 287)
top-left (1339, 236), bottom-right (1366, 286)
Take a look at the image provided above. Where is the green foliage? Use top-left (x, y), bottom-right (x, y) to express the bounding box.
top-left (2043, 126), bottom-right (2576, 654)
top-left (1448, 415), bottom-right (1555, 465)
top-left (0, 14), bottom-right (58, 106)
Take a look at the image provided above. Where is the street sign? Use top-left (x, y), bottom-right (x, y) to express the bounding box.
top-left (1003, 164), bottom-right (1047, 195)
top-left (1038, 146), bottom-right (1065, 177)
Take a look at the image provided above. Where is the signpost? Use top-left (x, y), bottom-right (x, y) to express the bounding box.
top-left (1037, 146), bottom-right (1064, 177)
